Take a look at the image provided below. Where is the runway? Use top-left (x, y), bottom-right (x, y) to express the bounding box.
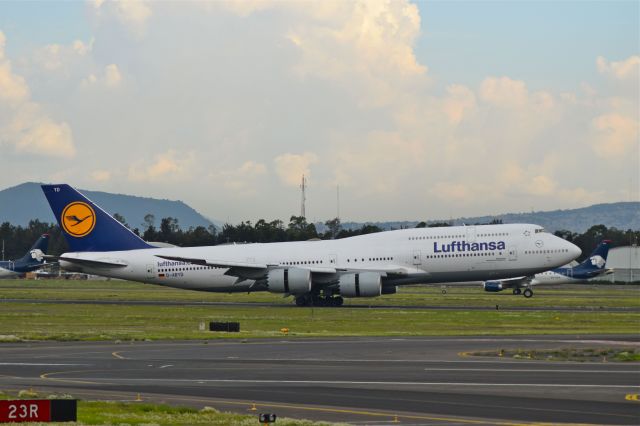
top-left (1, 298), bottom-right (638, 312)
top-left (0, 335), bottom-right (638, 424)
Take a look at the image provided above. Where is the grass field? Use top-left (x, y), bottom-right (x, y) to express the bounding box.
top-left (0, 279), bottom-right (638, 341)
top-left (469, 347), bottom-right (640, 362)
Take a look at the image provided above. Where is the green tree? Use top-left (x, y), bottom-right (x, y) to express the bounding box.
top-left (325, 217), bottom-right (341, 239)
top-left (113, 213), bottom-right (128, 228)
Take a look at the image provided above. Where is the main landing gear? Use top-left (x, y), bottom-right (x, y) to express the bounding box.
top-left (295, 294), bottom-right (344, 307)
top-left (513, 287), bottom-right (533, 298)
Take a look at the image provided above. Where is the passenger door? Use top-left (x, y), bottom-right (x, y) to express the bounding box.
top-left (412, 249), bottom-right (422, 266)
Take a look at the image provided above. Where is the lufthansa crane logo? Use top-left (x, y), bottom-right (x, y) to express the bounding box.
top-left (61, 202), bottom-right (96, 237)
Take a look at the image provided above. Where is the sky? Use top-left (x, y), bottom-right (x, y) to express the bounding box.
top-left (0, 0), bottom-right (638, 224)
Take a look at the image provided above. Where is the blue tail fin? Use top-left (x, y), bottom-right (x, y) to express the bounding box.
top-left (17, 234), bottom-right (49, 264)
top-left (575, 240), bottom-right (611, 272)
top-left (42, 184), bottom-right (152, 252)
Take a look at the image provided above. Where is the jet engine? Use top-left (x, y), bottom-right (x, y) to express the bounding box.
top-left (338, 272), bottom-right (382, 297)
top-left (483, 281), bottom-right (504, 292)
top-left (266, 268), bottom-right (312, 295)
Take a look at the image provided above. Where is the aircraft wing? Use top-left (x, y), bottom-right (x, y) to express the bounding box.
top-left (335, 265), bottom-right (410, 276)
top-left (492, 276), bottom-right (533, 288)
top-left (156, 255), bottom-right (271, 281)
top-left (156, 255), bottom-right (410, 280)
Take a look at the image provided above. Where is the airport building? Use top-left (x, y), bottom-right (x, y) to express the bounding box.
top-left (605, 245), bottom-right (640, 283)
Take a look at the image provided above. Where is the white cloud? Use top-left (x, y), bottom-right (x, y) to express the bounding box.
top-left (212, 161), bottom-right (268, 196)
top-left (526, 175), bottom-right (557, 196)
top-left (34, 38), bottom-right (94, 71)
top-left (81, 63), bottom-right (122, 88)
top-left (3, 106), bottom-right (75, 158)
top-left (430, 182), bottom-right (471, 201)
top-left (274, 152), bottom-right (317, 187)
top-left (91, 170), bottom-right (112, 182)
top-left (0, 31), bottom-right (75, 158)
top-left (442, 84), bottom-right (476, 124)
top-left (0, 62), bottom-right (29, 103)
top-left (330, 131), bottom-right (426, 195)
top-left (597, 55), bottom-right (640, 80)
top-left (591, 113), bottom-right (639, 159)
top-left (479, 76), bottom-right (529, 107)
top-left (104, 64), bottom-right (122, 87)
top-left (92, 0), bottom-right (152, 36)
top-left (285, 0), bottom-right (426, 107)
top-left (218, 0), bottom-right (275, 17)
top-left (0, 31), bottom-right (5, 60)
top-left (128, 149), bottom-right (195, 182)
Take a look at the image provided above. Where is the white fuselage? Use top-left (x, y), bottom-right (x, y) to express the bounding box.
top-left (0, 265), bottom-right (19, 278)
top-left (531, 270), bottom-right (589, 285)
top-left (59, 224), bottom-right (580, 293)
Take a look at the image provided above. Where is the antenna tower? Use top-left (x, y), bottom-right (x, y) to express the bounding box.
top-left (300, 175), bottom-right (306, 218)
top-left (337, 184), bottom-right (340, 220)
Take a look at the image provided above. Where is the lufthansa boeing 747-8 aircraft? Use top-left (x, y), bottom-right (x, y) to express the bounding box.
top-left (42, 184), bottom-right (581, 306)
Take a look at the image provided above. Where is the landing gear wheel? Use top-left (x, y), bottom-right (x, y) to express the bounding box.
top-left (441, 289), bottom-right (447, 294)
top-left (335, 296), bottom-right (344, 307)
top-left (513, 288), bottom-right (522, 295)
top-left (523, 288), bottom-right (533, 298)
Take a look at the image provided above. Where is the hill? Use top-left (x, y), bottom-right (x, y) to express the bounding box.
top-left (0, 182), bottom-right (216, 230)
top-left (330, 202), bottom-right (640, 234)
top-left (1, 183), bottom-right (637, 234)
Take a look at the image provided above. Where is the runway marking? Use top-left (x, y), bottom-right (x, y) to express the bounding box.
top-left (112, 351), bottom-right (125, 359)
top-left (424, 368), bottom-right (638, 374)
top-left (625, 394), bottom-right (639, 402)
top-left (107, 356), bottom-right (638, 367)
top-left (135, 394), bottom-right (535, 426)
top-left (46, 377), bottom-right (640, 389)
top-left (0, 363), bottom-right (89, 366)
top-left (40, 370), bottom-right (103, 386)
top-left (159, 364), bottom-right (173, 369)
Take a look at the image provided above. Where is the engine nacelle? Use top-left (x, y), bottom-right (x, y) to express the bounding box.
top-left (338, 272), bottom-right (382, 298)
top-left (483, 281), bottom-right (504, 292)
top-left (267, 268), bottom-right (311, 295)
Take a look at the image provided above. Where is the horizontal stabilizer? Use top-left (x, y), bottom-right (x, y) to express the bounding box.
top-left (59, 256), bottom-right (128, 268)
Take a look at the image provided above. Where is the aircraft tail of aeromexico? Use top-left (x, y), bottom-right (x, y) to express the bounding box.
top-left (0, 234), bottom-right (49, 278)
top-left (42, 184), bottom-right (581, 306)
top-left (482, 240), bottom-right (612, 297)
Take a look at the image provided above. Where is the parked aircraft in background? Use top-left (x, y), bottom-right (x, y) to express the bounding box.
top-left (42, 184), bottom-right (581, 306)
top-left (483, 240), bottom-right (612, 297)
top-left (0, 234), bottom-right (49, 278)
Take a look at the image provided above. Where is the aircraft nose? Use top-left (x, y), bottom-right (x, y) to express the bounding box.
top-left (568, 242), bottom-right (581, 260)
